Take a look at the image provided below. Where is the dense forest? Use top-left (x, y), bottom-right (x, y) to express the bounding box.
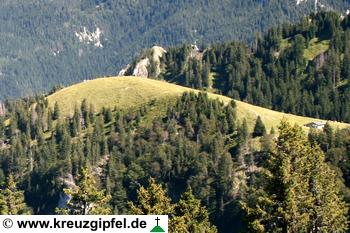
top-left (0, 91), bottom-right (349, 232)
top-left (2, 4), bottom-right (350, 233)
top-left (127, 11), bottom-right (350, 123)
top-left (1, 0), bottom-right (350, 100)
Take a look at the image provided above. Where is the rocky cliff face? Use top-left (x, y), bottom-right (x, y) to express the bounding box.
top-left (118, 46), bottom-right (167, 78)
top-left (0, 102), bottom-right (5, 116)
top-left (150, 46), bottom-right (167, 77)
top-left (133, 58), bottom-right (150, 77)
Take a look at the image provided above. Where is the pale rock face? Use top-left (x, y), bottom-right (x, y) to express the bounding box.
top-left (118, 64), bottom-right (131, 76)
top-left (151, 46), bottom-right (167, 62)
top-left (296, 0), bottom-right (318, 7)
top-left (57, 173), bottom-right (76, 208)
top-left (118, 46), bottom-right (167, 77)
top-left (296, 0), bottom-right (327, 12)
top-left (296, 0), bottom-right (307, 5)
top-left (0, 101), bottom-right (5, 116)
top-left (133, 58), bottom-right (150, 77)
top-left (150, 46), bottom-right (167, 77)
top-left (75, 27), bottom-right (103, 48)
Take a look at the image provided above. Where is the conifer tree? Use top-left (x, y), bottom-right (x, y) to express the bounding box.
top-left (238, 119), bottom-right (249, 144)
top-left (130, 178), bottom-right (174, 215)
top-left (81, 99), bottom-right (89, 128)
top-left (131, 179), bottom-right (217, 233)
top-left (56, 167), bottom-right (112, 215)
top-left (0, 175), bottom-right (32, 214)
top-left (53, 102), bottom-right (60, 120)
top-left (47, 108), bottom-right (53, 131)
top-left (323, 122), bottom-right (333, 150)
top-left (0, 191), bottom-right (6, 214)
top-left (252, 116), bottom-right (266, 137)
top-left (70, 105), bottom-right (81, 137)
top-left (174, 188), bottom-right (217, 233)
top-left (241, 121), bottom-right (348, 232)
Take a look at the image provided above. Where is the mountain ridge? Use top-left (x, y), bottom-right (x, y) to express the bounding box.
top-left (47, 76), bottom-right (350, 131)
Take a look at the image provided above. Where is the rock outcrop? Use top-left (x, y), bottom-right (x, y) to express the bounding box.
top-left (0, 101), bottom-right (5, 116)
top-left (133, 58), bottom-right (150, 77)
top-left (118, 64), bottom-right (131, 76)
top-left (118, 46), bottom-right (167, 78)
top-left (75, 27), bottom-right (103, 48)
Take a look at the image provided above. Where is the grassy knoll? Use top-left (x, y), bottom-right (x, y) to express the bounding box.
top-left (47, 76), bottom-right (349, 131)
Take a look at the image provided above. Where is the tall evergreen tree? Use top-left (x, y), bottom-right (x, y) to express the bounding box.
top-left (56, 167), bottom-right (112, 215)
top-left (238, 119), bottom-right (249, 144)
top-left (131, 179), bottom-right (217, 233)
top-left (0, 175), bottom-right (32, 214)
top-left (174, 188), bottom-right (217, 233)
top-left (53, 102), bottom-right (60, 120)
top-left (47, 108), bottom-right (53, 131)
top-left (0, 191), bottom-right (6, 214)
top-left (241, 121), bottom-right (348, 232)
top-left (130, 178), bottom-right (174, 215)
top-left (252, 116), bottom-right (266, 137)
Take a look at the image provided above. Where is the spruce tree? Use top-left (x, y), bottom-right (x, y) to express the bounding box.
top-left (238, 119), bottom-right (249, 144)
top-left (174, 188), bottom-right (217, 233)
top-left (252, 116), bottom-right (266, 137)
top-left (0, 191), bottom-right (6, 214)
top-left (130, 178), bottom-right (174, 215)
top-left (241, 121), bottom-right (348, 232)
top-left (323, 122), bottom-right (333, 150)
top-left (56, 167), bottom-right (112, 215)
top-left (47, 108), bottom-right (53, 131)
top-left (0, 175), bottom-right (32, 214)
top-left (80, 99), bottom-right (90, 128)
top-left (53, 102), bottom-right (60, 120)
top-left (131, 179), bottom-right (217, 233)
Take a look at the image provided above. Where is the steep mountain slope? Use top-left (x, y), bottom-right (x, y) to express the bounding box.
top-left (1, 0), bottom-right (350, 100)
top-left (47, 76), bottom-right (350, 131)
top-left (125, 11), bottom-right (350, 123)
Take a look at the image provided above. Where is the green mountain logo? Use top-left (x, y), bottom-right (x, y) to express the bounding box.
top-left (150, 217), bottom-right (165, 232)
top-left (150, 225), bottom-right (165, 232)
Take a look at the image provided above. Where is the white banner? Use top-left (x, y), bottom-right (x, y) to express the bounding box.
top-left (0, 215), bottom-right (168, 233)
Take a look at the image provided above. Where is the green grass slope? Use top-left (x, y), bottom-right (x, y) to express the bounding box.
top-left (279, 37), bottom-right (330, 61)
top-left (304, 38), bottom-right (330, 61)
top-left (47, 76), bottom-right (350, 131)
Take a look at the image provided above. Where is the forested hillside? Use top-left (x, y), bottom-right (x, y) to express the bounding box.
top-left (0, 79), bottom-right (349, 232)
top-left (1, 3), bottom-right (350, 233)
top-left (127, 11), bottom-right (350, 123)
top-left (1, 0), bottom-right (350, 99)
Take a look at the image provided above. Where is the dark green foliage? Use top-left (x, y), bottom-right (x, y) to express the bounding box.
top-left (56, 167), bottom-right (112, 215)
top-left (53, 102), bottom-right (60, 121)
top-left (252, 116), bottom-right (266, 137)
top-left (0, 92), bottom-right (243, 232)
top-left (242, 121), bottom-right (348, 232)
top-left (1, 87), bottom-right (350, 232)
top-left (132, 12), bottom-right (350, 123)
top-left (308, 125), bottom-right (350, 202)
top-left (1, 1), bottom-right (349, 100)
top-left (0, 175), bottom-right (32, 215)
top-left (131, 179), bottom-right (217, 233)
